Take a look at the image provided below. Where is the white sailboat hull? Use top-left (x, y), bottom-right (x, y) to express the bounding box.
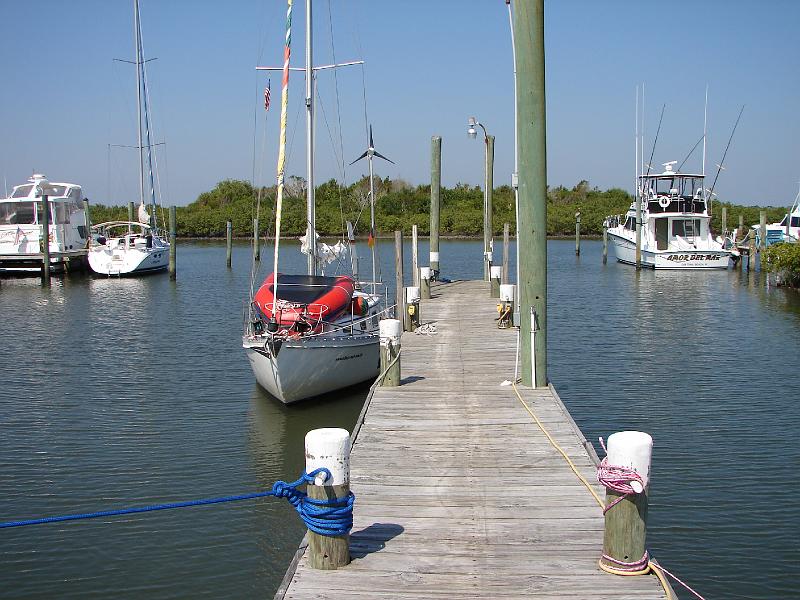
top-left (88, 239), bottom-right (169, 276)
top-left (608, 229), bottom-right (732, 269)
top-left (244, 332), bottom-right (379, 404)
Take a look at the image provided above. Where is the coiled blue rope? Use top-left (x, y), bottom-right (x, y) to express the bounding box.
top-left (0, 468), bottom-right (354, 537)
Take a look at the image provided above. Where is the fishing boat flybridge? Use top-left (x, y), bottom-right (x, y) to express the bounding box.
top-left (88, 0), bottom-right (169, 277)
top-left (242, 0), bottom-right (389, 404)
top-left (0, 174), bottom-right (89, 274)
top-left (606, 162), bottom-right (734, 269)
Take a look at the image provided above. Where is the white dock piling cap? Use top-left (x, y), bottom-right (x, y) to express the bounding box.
top-left (406, 286), bottom-right (421, 303)
top-left (379, 318), bottom-right (402, 344)
top-left (486, 251), bottom-right (494, 262)
top-left (490, 266), bottom-right (503, 280)
top-left (606, 431), bottom-right (652, 493)
top-left (430, 251), bottom-right (440, 262)
top-left (305, 428), bottom-right (350, 486)
top-left (499, 284), bottom-right (516, 302)
top-left (420, 266), bottom-right (432, 281)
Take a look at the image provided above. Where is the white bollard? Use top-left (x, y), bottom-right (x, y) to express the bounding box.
top-left (305, 428), bottom-right (351, 569)
top-left (490, 265), bottom-right (503, 298)
top-left (379, 319), bottom-right (402, 386)
top-left (605, 431), bottom-right (652, 493)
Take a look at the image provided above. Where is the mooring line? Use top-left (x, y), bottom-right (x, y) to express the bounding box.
top-left (0, 468), bottom-right (354, 537)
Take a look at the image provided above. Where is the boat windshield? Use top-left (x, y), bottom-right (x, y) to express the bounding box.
top-left (648, 176), bottom-right (703, 198)
top-left (0, 201), bottom-right (37, 225)
top-left (11, 185), bottom-right (33, 198)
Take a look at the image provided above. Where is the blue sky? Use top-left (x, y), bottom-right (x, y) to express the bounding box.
top-left (0, 0), bottom-right (797, 207)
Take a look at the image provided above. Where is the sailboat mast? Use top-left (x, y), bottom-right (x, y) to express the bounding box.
top-left (305, 0), bottom-right (316, 275)
top-left (134, 0), bottom-right (144, 208)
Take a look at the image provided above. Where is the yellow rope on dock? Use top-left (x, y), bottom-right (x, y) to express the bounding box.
top-left (510, 382), bottom-right (674, 600)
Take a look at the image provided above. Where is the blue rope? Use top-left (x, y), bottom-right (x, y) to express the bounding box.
top-left (0, 468), bottom-right (354, 537)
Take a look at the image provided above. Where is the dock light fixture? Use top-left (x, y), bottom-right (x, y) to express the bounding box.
top-left (466, 116), bottom-right (493, 280)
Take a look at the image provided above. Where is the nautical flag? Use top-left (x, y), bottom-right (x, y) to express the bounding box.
top-left (367, 226), bottom-right (375, 249)
top-left (264, 80), bottom-right (271, 111)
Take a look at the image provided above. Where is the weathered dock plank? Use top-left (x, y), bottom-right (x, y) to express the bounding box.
top-left (277, 280), bottom-right (667, 599)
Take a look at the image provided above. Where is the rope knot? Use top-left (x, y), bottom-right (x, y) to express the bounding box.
top-left (596, 437), bottom-right (644, 514)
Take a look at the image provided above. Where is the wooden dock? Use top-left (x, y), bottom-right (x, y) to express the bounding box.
top-left (277, 280), bottom-right (668, 599)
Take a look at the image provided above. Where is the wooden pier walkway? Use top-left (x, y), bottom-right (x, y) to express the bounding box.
top-left (277, 280), bottom-right (667, 599)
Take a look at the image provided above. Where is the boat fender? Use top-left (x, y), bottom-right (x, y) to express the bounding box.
top-left (658, 196), bottom-right (670, 209)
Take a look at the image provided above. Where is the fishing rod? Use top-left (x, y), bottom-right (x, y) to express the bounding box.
top-left (644, 104), bottom-right (666, 177)
top-left (677, 134), bottom-right (705, 172)
top-left (706, 105), bottom-right (745, 203)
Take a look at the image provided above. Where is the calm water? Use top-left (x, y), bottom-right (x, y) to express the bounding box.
top-left (0, 239), bottom-right (797, 599)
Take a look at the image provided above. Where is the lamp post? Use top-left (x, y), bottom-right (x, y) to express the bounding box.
top-left (467, 117), bottom-right (495, 281)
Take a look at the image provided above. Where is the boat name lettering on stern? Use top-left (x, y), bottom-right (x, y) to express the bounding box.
top-left (666, 254), bottom-right (723, 262)
top-left (336, 353), bottom-right (363, 362)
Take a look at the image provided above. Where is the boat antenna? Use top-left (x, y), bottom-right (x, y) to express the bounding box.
top-left (644, 103), bottom-right (665, 177)
top-left (350, 124), bottom-right (394, 294)
top-left (706, 104), bottom-right (745, 211)
top-left (702, 84), bottom-right (708, 176)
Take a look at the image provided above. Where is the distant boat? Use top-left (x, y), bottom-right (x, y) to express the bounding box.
top-left (606, 162), bottom-right (734, 269)
top-left (0, 173), bottom-right (89, 274)
top-left (746, 185), bottom-right (800, 247)
top-left (242, 0), bottom-right (386, 404)
top-left (88, 0), bottom-right (168, 277)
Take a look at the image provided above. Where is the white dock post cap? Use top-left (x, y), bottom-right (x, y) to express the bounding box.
top-left (499, 284), bottom-right (516, 302)
top-left (420, 266), bottom-right (432, 280)
top-left (406, 286), bottom-right (421, 303)
top-left (606, 431), bottom-right (652, 493)
top-left (430, 251), bottom-right (440, 262)
top-left (305, 428), bottom-right (350, 486)
top-left (379, 318), bottom-right (402, 345)
top-left (490, 266), bottom-right (503, 280)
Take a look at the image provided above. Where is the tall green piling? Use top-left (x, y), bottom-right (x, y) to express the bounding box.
top-left (515, 0), bottom-right (547, 387)
top-left (430, 136), bottom-right (441, 278)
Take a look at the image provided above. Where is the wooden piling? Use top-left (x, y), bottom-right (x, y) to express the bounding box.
top-left (128, 201), bottom-right (134, 225)
top-left (575, 210), bottom-right (581, 256)
top-left (759, 210), bottom-right (767, 253)
top-left (602, 224), bottom-right (608, 264)
top-left (405, 286), bottom-right (420, 332)
top-left (515, 0), bottom-right (547, 387)
top-left (420, 267), bottom-right (431, 300)
top-left (490, 266), bottom-right (502, 298)
top-left (430, 136), bottom-right (441, 278)
top-left (394, 230), bottom-right (404, 321)
top-left (738, 214), bottom-right (744, 243)
top-left (41, 193), bottom-right (51, 286)
top-left (253, 218), bottom-right (260, 261)
top-left (169, 206), bottom-right (176, 280)
top-left (721, 206), bottom-right (727, 235)
top-left (411, 224), bottom-right (419, 287)
top-left (600, 432), bottom-right (652, 575)
top-left (502, 222), bottom-right (510, 284)
top-left (304, 428), bottom-right (351, 570)
top-left (226, 221), bottom-right (233, 268)
top-left (378, 319), bottom-right (401, 387)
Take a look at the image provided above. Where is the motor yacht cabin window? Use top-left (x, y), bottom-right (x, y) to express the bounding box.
top-left (624, 216), bottom-right (635, 230)
top-left (0, 202), bottom-right (36, 225)
top-left (11, 185), bottom-right (33, 198)
top-left (672, 218), bottom-right (701, 238)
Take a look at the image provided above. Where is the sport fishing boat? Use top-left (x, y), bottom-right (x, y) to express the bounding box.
top-left (606, 162), bottom-right (734, 269)
top-left (88, 0), bottom-right (169, 277)
top-left (0, 174), bottom-right (89, 274)
top-left (242, 0), bottom-right (387, 404)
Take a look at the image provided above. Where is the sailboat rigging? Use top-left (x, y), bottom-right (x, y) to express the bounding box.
top-left (243, 0), bottom-right (389, 404)
top-left (88, 0), bottom-right (169, 276)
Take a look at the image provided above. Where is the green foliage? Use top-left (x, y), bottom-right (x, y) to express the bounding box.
top-left (763, 242), bottom-right (800, 288)
top-left (88, 178), bottom-right (786, 242)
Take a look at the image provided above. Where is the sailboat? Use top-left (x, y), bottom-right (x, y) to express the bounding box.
top-left (88, 0), bottom-right (169, 277)
top-left (242, 0), bottom-right (388, 404)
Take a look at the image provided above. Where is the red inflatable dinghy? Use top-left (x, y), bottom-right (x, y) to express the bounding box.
top-left (253, 273), bottom-right (355, 331)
